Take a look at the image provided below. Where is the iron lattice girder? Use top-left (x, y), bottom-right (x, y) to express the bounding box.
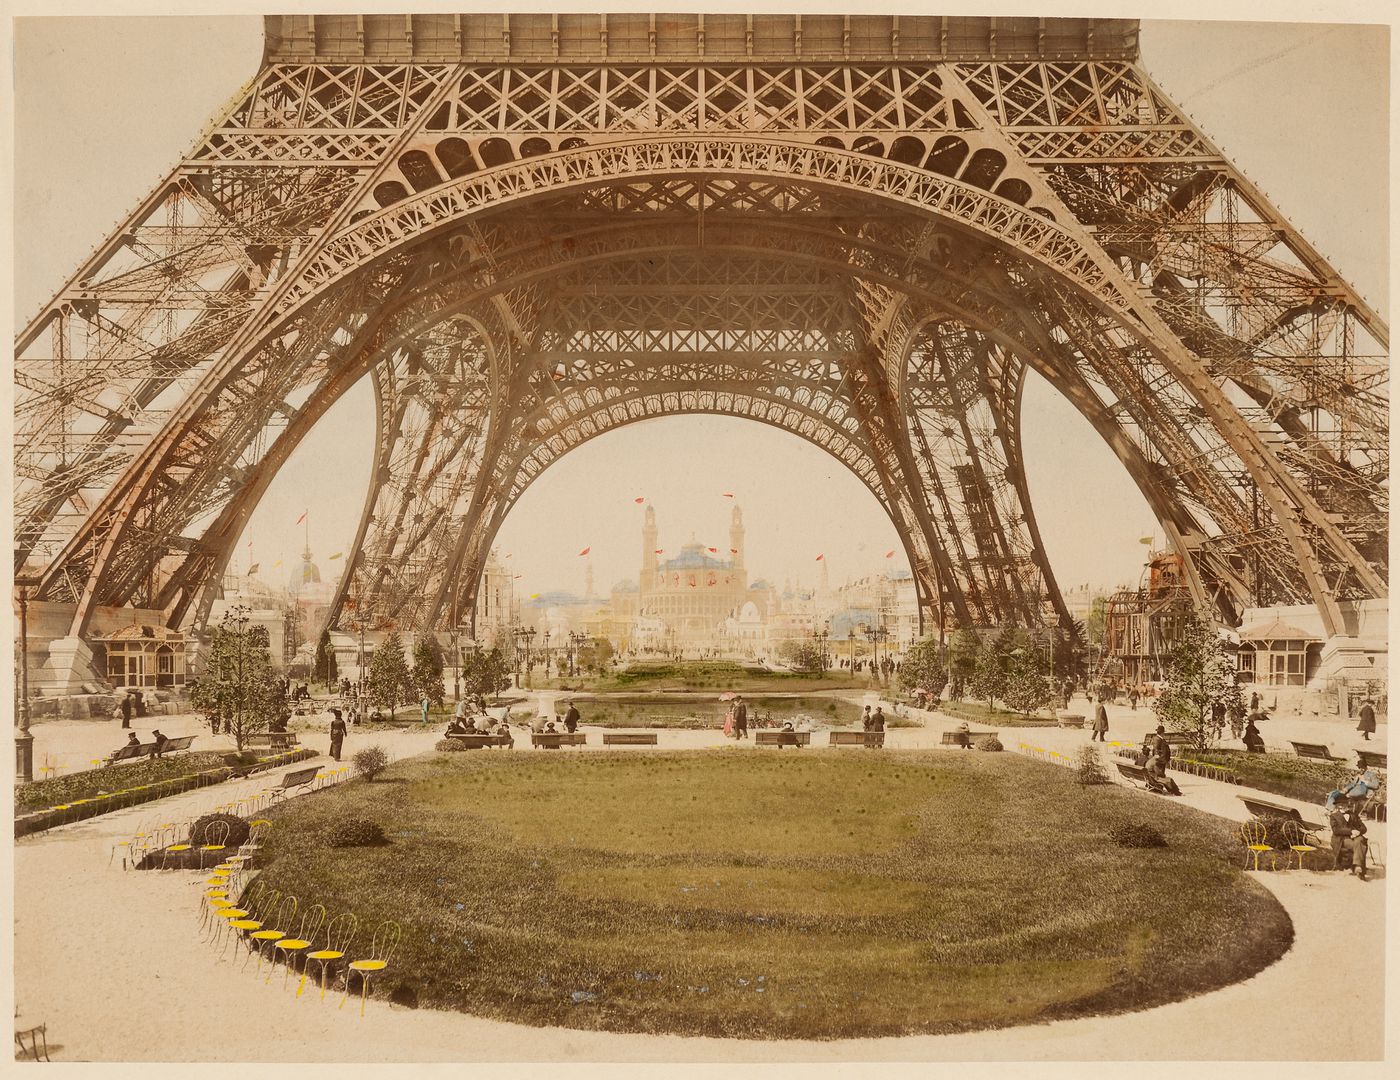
top-left (13, 33), bottom-right (1386, 642)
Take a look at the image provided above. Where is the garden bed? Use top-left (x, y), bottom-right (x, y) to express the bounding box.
top-left (937, 701), bottom-right (1059, 727)
top-left (253, 749), bottom-right (1292, 1041)
top-left (1184, 750), bottom-right (1358, 806)
top-left (14, 748), bottom-right (316, 838)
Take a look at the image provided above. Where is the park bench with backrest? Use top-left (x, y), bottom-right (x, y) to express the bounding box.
top-left (1237, 794), bottom-right (1325, 836)
top-left (941, 729), bottom-right (996, 747)
top-left (755, 730), bottom-right (811, 748)
top-left (531, 732), bottom-right (587, 749)
top-left (1141, 731), bottom-right (1191, 747)
top-left (602, 732), bottom-right (658, 746)
top-left (1058, 715), bottom-right (1085, 728)
top-left (104, 735), bottom-right (195, 765)
top-left (246, 731), bottom-right (300, 749)
top-left (829, 731), bottom-right (885, 748)
top-left (267, 765), bottom-right (322, 802)
top-left (1116, 762), bottom-right (1150, 788)
top-left (1356, 750), bottom-right (1387, 770)
top-left (1290, 741), bottom-right (1344, 763)
top-left (445, 733), bottom-right (513, 749)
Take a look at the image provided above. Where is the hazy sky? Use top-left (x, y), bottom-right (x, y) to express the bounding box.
top-left (9, 12), bottom-right (1388, 605)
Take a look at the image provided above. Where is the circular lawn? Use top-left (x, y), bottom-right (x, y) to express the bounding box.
top-left (251, 748), bottom-right (1291, 1039)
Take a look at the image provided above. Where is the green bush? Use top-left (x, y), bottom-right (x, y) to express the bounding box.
top-left (326, 818), bottom-right (388, 848)
top-left (975, 735), bottom-right (1003, 752)
top-left (191, 812), bottom-right (251, 849)
top-left (354, 745), bottom-right (390, 781)
top-left (435, 738), bottom-right (469, 752)
top-left (1075, 745), bottom-right (1111, 785)
top-left (1110, 822), bottom-right (1167, 848)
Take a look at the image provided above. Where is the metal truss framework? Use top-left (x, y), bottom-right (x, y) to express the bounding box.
top-left (14, 15), bottom-right (1386, 644)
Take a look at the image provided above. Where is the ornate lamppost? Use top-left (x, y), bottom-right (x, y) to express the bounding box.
top-left (568, 630), bottom-right (586, 676)
top-left (512, 625), bottom-right (536, 688)
top-left (814, 622), bottom-right (829, 676)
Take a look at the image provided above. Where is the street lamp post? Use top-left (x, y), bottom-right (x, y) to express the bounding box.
top-left (15, 586), bottom-right (34, 784)
top-left (814, 623), bottom-right (829, 676)
top-left (568, 630), bottom-right (586, 677)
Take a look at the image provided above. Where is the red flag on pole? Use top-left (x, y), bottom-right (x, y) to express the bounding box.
top-left (730, 548), bottom-right (738, 554)
top-left (815, 554), bottom-right (824, 561)
top-left (707, 547), bottom-right (717, 553)
top-left (721, 492), bottom-right (734, 498)
top-left (654, 549), bottom-right (664, 554)
top-left (634, 497), bottom-right (645, 503)
top-left (295, 510), bottom-right (307, 525)
top-left (885, 550), bottom-right (895, 558)
top-left (578, 547), bottom-right (591, 556)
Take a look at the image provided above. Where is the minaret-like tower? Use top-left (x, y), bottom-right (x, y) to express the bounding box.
top-left (641, 504), bottom-right (659, 588)
top-left (729, 505), bottom-right (745, 575)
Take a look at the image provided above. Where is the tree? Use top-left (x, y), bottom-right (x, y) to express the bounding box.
top-left (411, 639), bottom-right (445, 707)
top-left (947, 629), bottom-right (981, 699)
top-left (969, 648), bottom-right (1006, 710)
top-left (462, 647), bottom-right (512, 701)
top-left (777, 638), bottom-right (823, 673)
top-left (366, 629), bottom-right (414, 711)
top-left (577, 636), bottom-right (615, 675)
top-left (899, 636), bottom-right (948, 699)
top-left (1086, 596), bottom-right (1108, 648)
top-left (1003, 647), bottom-right (1051, 717)
top-left (1153, 610), bottom-right (1244, 752)
top-left (187, 606), bottom-right (282, 750)
top-left (318, 627), bottom-right (338, 693)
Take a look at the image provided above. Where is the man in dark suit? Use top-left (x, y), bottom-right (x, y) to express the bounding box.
top-left (1357, 699), bottom-right (1377, 741)
top-left (1330, 802), bottom-right (1369, 879)
top-left (564, 701), bottom-right (581, 733)
top-left (120, 692), bottom-right (133, 729)
top-left (732, 695), bottom-right (748, 739)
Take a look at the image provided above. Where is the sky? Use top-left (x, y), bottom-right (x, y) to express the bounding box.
top-left (9, 12), bottom-right (1389, 607)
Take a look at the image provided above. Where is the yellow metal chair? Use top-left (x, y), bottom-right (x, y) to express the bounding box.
top-left (273, 904), bottom-right (326, 989)
top-left (1281, 819), bottom-right (1318, 870)
top-left (246, 895), bottom-right (299, 978)
top-left (1239, 820), bottom-right (1273, 871)
top-left (304, 912), bottom-right (358, 1001)
top-left (197, 819), bottom-right (231, 869)
top-left (109, 820), bottom-right (152, 869)
top-left (339, 919), bottom-right (403, 1016)
top-left (223, 882), bottom-right (273, 961)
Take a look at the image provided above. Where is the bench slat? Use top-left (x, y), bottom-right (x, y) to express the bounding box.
top-left (602, 733), bottom-right (658, 746)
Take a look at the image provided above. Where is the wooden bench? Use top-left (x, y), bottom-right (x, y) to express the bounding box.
top-left (531, 732), bottom-right (587, 749)
top-left (941, 729), bottom-right (996, 747)
top-left (1142, 732), bottom-right (1191, 747)
top-left (755, 730), bottom-right (811, 748)
top-left (1238, 794), bottom-right (1325, 834)
top-left (1356, 750), bottom-right (1387, 770)
top-left (602, 732), bottom-right (658, 746)
top-left (1116, 762), bottom-right (1150, 788)
top-left (445, 733), bottom-right (513, 749)
top-left (1290, 741), bottom-right (1344, 763)
top-left (246, 731), bottom-right (300, 749)
top-left (829, 730), bottom-right (885, 748)
top-left (1058, 715), bottom-right (1085, 728)
top-left (104, 734), bottom-right (195, 765)
top-left (267, 765), bottom-right (322, 802)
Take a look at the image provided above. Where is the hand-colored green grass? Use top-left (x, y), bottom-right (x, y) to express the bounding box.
top-left (253, 750), bottom-right (1292, 1040)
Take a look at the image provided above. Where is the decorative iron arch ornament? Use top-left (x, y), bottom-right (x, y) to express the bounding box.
top-left (14, 15), bottom-right (1386, 654)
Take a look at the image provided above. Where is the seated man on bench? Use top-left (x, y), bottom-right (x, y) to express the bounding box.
top-left (1326, 768), bottom-right (1383, 811)
top-left (1144, 755), bottom-right (1182, 796)
top-left (1330, 800), bottom-right (1370, 880)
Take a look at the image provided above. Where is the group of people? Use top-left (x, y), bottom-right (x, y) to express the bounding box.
top-left (113, 728), bottom-right (168, 758)
top-left (722, 695), bottom-right (749, 739)
top-left (862, 705), bottom-right (886, 732)
top-left (110, 690), bottom-right (146, 729)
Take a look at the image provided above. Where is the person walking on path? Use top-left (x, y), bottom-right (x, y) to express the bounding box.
top-left (1128, 686), bottom-right (1140, 711)
top-left (421, 696), bottom-right (430, 725)
top-left (1249, 690), bottom-right (1260, 713)
top-left (1357, 699), bottom-right (1377, 741)
top-left (732, 695), bottom-right (749, 739)
top-left (1092, 698), bottom-right (1109, 742)
top-left (329, 708), bottom-right (347, 762)
top-left (119, 692), bottom-right (133, 729)
top-left (872, 706), bottom-right (885, 731)
top-left (564, 701), bottom-right (580, 733)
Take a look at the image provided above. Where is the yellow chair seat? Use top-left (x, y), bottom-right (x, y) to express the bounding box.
top-left (167, 844), bottom-right (192, 853)
top-left (349, 959), bottom-right (389, 972)
top-left (229, 919), bottom-right (263, 931)
top-left (217, 908), bottom-right (250, 919)
top-left (1291, 844), bottom-right (1316, 853)
top-left (226, 855), bottom-right (252, 863)
top-left (275, 938), bottom-right (312, 951)
top-left (205, 891), bottom-right (230, 900)
top-left (1248, 844), bottom-right (1272, 854)
top-left (307, 950), bottom-right (344, 961)
top-left (201, 844), bottom-right (227, 852)
top-left (250, 929), bottom-right (286, 941)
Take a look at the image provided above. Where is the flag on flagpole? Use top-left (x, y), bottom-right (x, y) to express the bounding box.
top-left (730, 548), bottom-right (738, 554)
top-left (885, 550), bottom-right (895, 558)
top-left (296, 510), bottom-right (307, 525)
top-left (1138, 536), bottom-right (1153, 545)
top-left (578, 546), bottom-right (591, 556)
top-left (707, 547), bottom-right (717, 553)
top-left (274, 559), bottom-right (283, 568)
top-left (721, 492), bottom-right (734, 498)
top-left (815, 554), bottom-right (824, 561)
top-left (513, 574), bottom-right (522, 580)
top-left (529, 593), bottom-right (540, 600)
top-left (634, 497), bottom-right (645, 504)
top-left (246, 563), bottom-right (260, 575)
top-left (505, 553), bottom-right (512, 559)
top-left (328, 552), bottom-right (343, 560)
top-left (654, 549), bottom-right (664, 554)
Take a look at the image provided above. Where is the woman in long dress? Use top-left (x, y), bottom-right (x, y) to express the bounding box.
top-left (329, 707), bottom-right (347, 761)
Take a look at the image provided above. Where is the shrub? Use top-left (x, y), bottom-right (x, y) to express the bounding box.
top-left (191, 811), bottom-right (251, 849)
top-left (326, 817), bottom-right (388, 848)
top-left (435, 738), bottom-right (469, 752)
top-left (354, 745), bottom-right (390, 781)
top-left (1075, 745), bottom-right (1111, 785)
top-left (975, 735), bottom-right (1003, 752)
top-left (1110, 822), bottom-right (1167, 848)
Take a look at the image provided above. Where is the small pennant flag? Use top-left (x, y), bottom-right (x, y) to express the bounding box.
top-left (246, 563), bottom-right (260, 575)
top-left (885, 550), bottom-right (894, 558)
top-left (730, 548), bottom-right (739, 554)
top-left (530, 593), bottom-right (540, 600)
top-left (815, 554), bottom-right (824, 561)
top-left (505, 553), bottom-right (512, 559)
top-left (654, 549), bottom-right (664, 554)
top-left (707, 547), bottom-right (718, 553)
top-left (274, 559), bottom-right (283, 567)
top-left (1139, 536), bottom-right (1153, 545)
top-left (721, 492), bottom-right (734, 498)
top-left (578, 546), bottom-right (591, 556)
top-left (296, 510), bottom-right (307, 525)
top-left (328, 552), bottom-right (343, 560)
top-left (513, 574), bottom-right (522, 580)
top-left (634, 497), bottom-right (645, 504)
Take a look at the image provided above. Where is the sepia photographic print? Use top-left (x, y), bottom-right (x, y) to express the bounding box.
top-left (5, 2), bottom-right (1393, 1071)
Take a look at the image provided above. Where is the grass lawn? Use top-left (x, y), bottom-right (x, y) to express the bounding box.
top-left (253, 749), bottom-right (1290, 1039)
top-left (564, 696), bottom-right (862, 729)
top-left (937, 701), bottom-right (1062, 727)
